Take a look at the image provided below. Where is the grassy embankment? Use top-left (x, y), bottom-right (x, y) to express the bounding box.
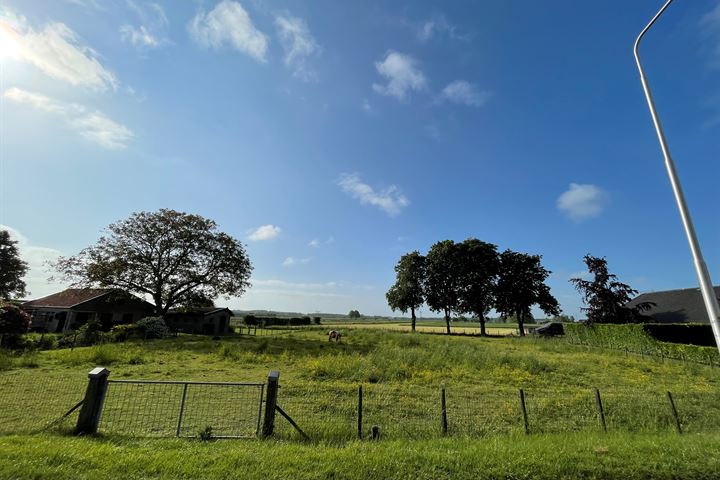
top-left (1, 328), bottom-right (720, 478)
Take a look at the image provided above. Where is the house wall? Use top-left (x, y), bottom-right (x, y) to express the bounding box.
top-left (166, 311), bottom-right (231, 336)
top-left (26, 297), bottom-right (154, 333)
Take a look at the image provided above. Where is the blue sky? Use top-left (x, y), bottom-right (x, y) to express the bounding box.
top-left (1, 0), bottom-right (719, 317)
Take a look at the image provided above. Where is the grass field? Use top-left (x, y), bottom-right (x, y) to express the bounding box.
top-left (1, 327), bottom-right (720, 478)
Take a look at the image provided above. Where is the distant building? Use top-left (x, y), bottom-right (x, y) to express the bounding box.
top-left (625, 286), bottom-right (720, 324)
top-left (165, 307), bottom-right (233, 336)
top-left (22, 288), bottom-right (155, 333)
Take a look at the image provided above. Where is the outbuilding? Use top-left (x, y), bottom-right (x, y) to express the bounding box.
top-left (164, 307), bottom-right (233, 336)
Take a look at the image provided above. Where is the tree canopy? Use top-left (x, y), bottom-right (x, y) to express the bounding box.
top-left (456, 239), bottom-right (500, 336)
top-left (570, 254), bottom-right (653, 324)
top-left (425, 240), bottom-right (463, 334)
top-left (495, 250), bottom-right (559, 336)
top-left (0, 230), bottom-right (28, 300)
top-left (386, 251), bottom-right (426, 332)
top-left (53, 209), bottom-right (252, 316)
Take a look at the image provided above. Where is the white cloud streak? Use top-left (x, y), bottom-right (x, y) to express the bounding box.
top-left (337, 173), bottom-right (409, 216)
top-left (282, 256), bottom-right (311, 267)
top-left (4, 87), bottom-right (133, 150)
top-left (188, 0), bottom-right (268, 62)
top-left (0, 11), bottom-right (117, 91)
top-left (701, 4), bottom-right (720, 68)
top-left (372, 51), bottom-right (427, 101)
top-left (439, 80), bottom-right (490, 107)
top-left (275, 14), bottom-right (319, 81)
top-left (248, 224), bottom-right (281, 241)
top-left (557, 183), bottom-right (608, 221)
top-left (120, 1), bottom-right (169, 50)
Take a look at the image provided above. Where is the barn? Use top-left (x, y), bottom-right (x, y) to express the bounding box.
top-left (625, 286), bottom-right (720, 324)
top-left (164, 307), bottom-right (233, 336)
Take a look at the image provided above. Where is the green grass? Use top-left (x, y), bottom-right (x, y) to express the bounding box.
top-left (1, 432), bottom-right (720, 479)
top-left (1, 328), bottom-right (720, 477)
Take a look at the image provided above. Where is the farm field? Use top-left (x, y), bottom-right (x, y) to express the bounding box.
top-left (1, 328), bottom-right (720, 478)
top-left (323, 321), bottom-right (530, 336)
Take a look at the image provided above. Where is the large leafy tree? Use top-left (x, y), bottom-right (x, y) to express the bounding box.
top-left (570, 254), bottom-right (653, 324)
top-left (495, 250), bottom-right (560, 336)
top-left (425, 240), bottom-right (463, 334)
top-left (386, 251), bottom-right (426, 332)
top-left (0, 229), bottom-right (28, 300)
top-left (53, 209), bottom-right (253, 316)
top-left (456, 239), bottom-right (500, 336)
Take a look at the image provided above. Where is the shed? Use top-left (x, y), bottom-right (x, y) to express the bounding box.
top-left (165, 307), bottom-right (233, 336)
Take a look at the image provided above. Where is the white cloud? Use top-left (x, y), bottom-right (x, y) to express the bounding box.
top-left (120, 1), bottom-right (169, 50)
top-left (275, 14), bottom-right (319, 81)
top-left (0, 11), bottom-right (117, 91)
top-left (701, 4), bottom-right (720, 68)
top-left (308, 236), bottom-right (333, 248)
top-left (63, 0), bottom-right (103, 9)
top-left (248, 224), bottom-right (281, 241)
top-left (4, 87), bottom-right (133, 150)
top-left (361, 98), bottom-right (373, 113)
top-left (308, 239), bottom-right (320, 248)
top-left (439, 80), bottom-right (490, 107)
top-left (557, 183), bottom-right (608, 221)
top-left (252, 279), bottom-right (337, 290)
top-left (337, 173), bottom-right (409, 216)
top-left (372, 51), bottom-right (427, 101)
top-left (416, 15), bottom-right (465, 42)
top-left (0, 225), bottom-right (65, 299)
top-left (282, 256), bottom-right (311, 267)
top-left (188, 0), bottom-right (268, 62)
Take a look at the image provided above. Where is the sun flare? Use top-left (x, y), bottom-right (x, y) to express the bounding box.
top-left (0, 22), bottom-right (22, 59)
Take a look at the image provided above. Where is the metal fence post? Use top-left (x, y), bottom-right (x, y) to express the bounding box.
top-left (358, 385), bottom-right (363, 440)
top-left (441, 388), bottom-right (448, 435)
top-left (519, 389), bottom-right (529, 435)
top-left (175, 383), bottom-right (189, 437)
top-left (594, 388), bottom-right (607, 432)
top-left (75, 367), bottom-right (110, 435)
top-left (667, 391), bottom-right (682, 434)
top-left (261, 371), bottom-right (280, 437)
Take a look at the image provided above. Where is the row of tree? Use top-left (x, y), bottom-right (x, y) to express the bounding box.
top-left (386, 239), bottom-right (560, 336)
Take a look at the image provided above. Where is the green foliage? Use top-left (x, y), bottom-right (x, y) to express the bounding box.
top-left (386, 251), bottom-right (426, 330)
top-left (425, 240), bottom-right (463, 333)
top-left (0, 230), bottom-right (28, 300)
top-left (0, 303), bottom-right (30, 336)
top-left (76, 319), bottom-right (103, 346)
top-left (137, 317), bottom-right (169, 339)
top-left (198, 426), bottom-right (214, 441)
top-left (495, 250), bottom-right (559, 336)
top-left (109, 323), bottom-right (141, 342)
top-left (52, 209), bottom-right (253, 316)
top-left (455, 239), bottom-right (500, 336)
top-left (570, 254), bottom-right (652, 324)
top-left (564, 323), bottom-right (720, 365)
top-left (247, 316), bottom-right (312, 327)
top-left (348, 310), bottom-right (361, 319)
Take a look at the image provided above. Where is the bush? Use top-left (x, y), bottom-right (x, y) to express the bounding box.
top-left (24, 334), bottom-right (57, 351)
top-left (109, 323), bottom-right (141, 342)
top-left (0, 303), bottom-right (31, 348)
top-left (313, 316), bottom-right (321, 325)
top-left (76, 319), bottom-right (104, 346)
top-left (641, 323), bottom-right (715, 347)
top-left (137, 316), bottom-right (169, 339)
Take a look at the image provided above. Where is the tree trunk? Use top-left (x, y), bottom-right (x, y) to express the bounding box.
top-left (411, 306), bottom-right (416, 333)
top-left (518, 309), bottom-right (525, 337)
top-left (479, 314), bottom-right (486, 337)
top-left (445, 309), bottom-right (451, 335)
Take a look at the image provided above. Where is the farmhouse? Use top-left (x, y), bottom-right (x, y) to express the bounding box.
top-left (22, 288), bottom-right (154, 333)
top-left (626, 286), bottom-right (720, 324)
top-left (164, 307), bottom-right (233, 336)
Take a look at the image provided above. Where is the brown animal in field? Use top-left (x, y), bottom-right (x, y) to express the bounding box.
top-left (328, 330), bottom-right (342, 342)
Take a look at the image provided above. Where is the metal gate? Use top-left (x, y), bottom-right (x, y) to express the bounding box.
top-left (99, 380), bottom-right (264, 438)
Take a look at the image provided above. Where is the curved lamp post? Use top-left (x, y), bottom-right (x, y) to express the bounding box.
top-left (634, 0), bottom-right (720, 352)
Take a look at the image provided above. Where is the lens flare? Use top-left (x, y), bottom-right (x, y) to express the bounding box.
top-left (0, 22), bottom-right (21, 59)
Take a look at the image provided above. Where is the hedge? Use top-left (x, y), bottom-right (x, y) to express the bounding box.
top-left (564, 323), bottom-right (720, 365)
top-left (243, 315), bottom-right (312, 327)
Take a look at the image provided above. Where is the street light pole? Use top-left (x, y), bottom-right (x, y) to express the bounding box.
top-left (634, 0), bottom-right (720, 353)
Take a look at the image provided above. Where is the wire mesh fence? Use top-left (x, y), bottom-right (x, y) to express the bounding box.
top-left (100, 380), bottom-right (264, 438)
top-left (0, 371), bottom-right (86, 434)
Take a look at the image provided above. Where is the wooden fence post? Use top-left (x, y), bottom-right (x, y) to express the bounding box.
top-left (594, 388), bottom-right (607, 432)
top-left (667, 391), bottom-right (682, 434)
top-left (441, 388), bottom-right (448, 435)
top-left (261, 371), bottom-right (280, 437)
top-left (75, 367), bottom-right (110, 435)
top-left (519, 389), bottom-right (529, 435)
top-left (358, 385), bottom-right (363, 440)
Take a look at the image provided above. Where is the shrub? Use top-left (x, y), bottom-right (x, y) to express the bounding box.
top-left (0, 303), bottom-right (31, 348)
top-left (313, 316), bottom-right (321, 325)
top-left (76, 319), bottom-right (103, 346)
top-left (109, 323), bottom-right (141, 342)
top-left (24, 334), bottom-right (57, 351)
top-left (137, 316), bottom-right (169, 339)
